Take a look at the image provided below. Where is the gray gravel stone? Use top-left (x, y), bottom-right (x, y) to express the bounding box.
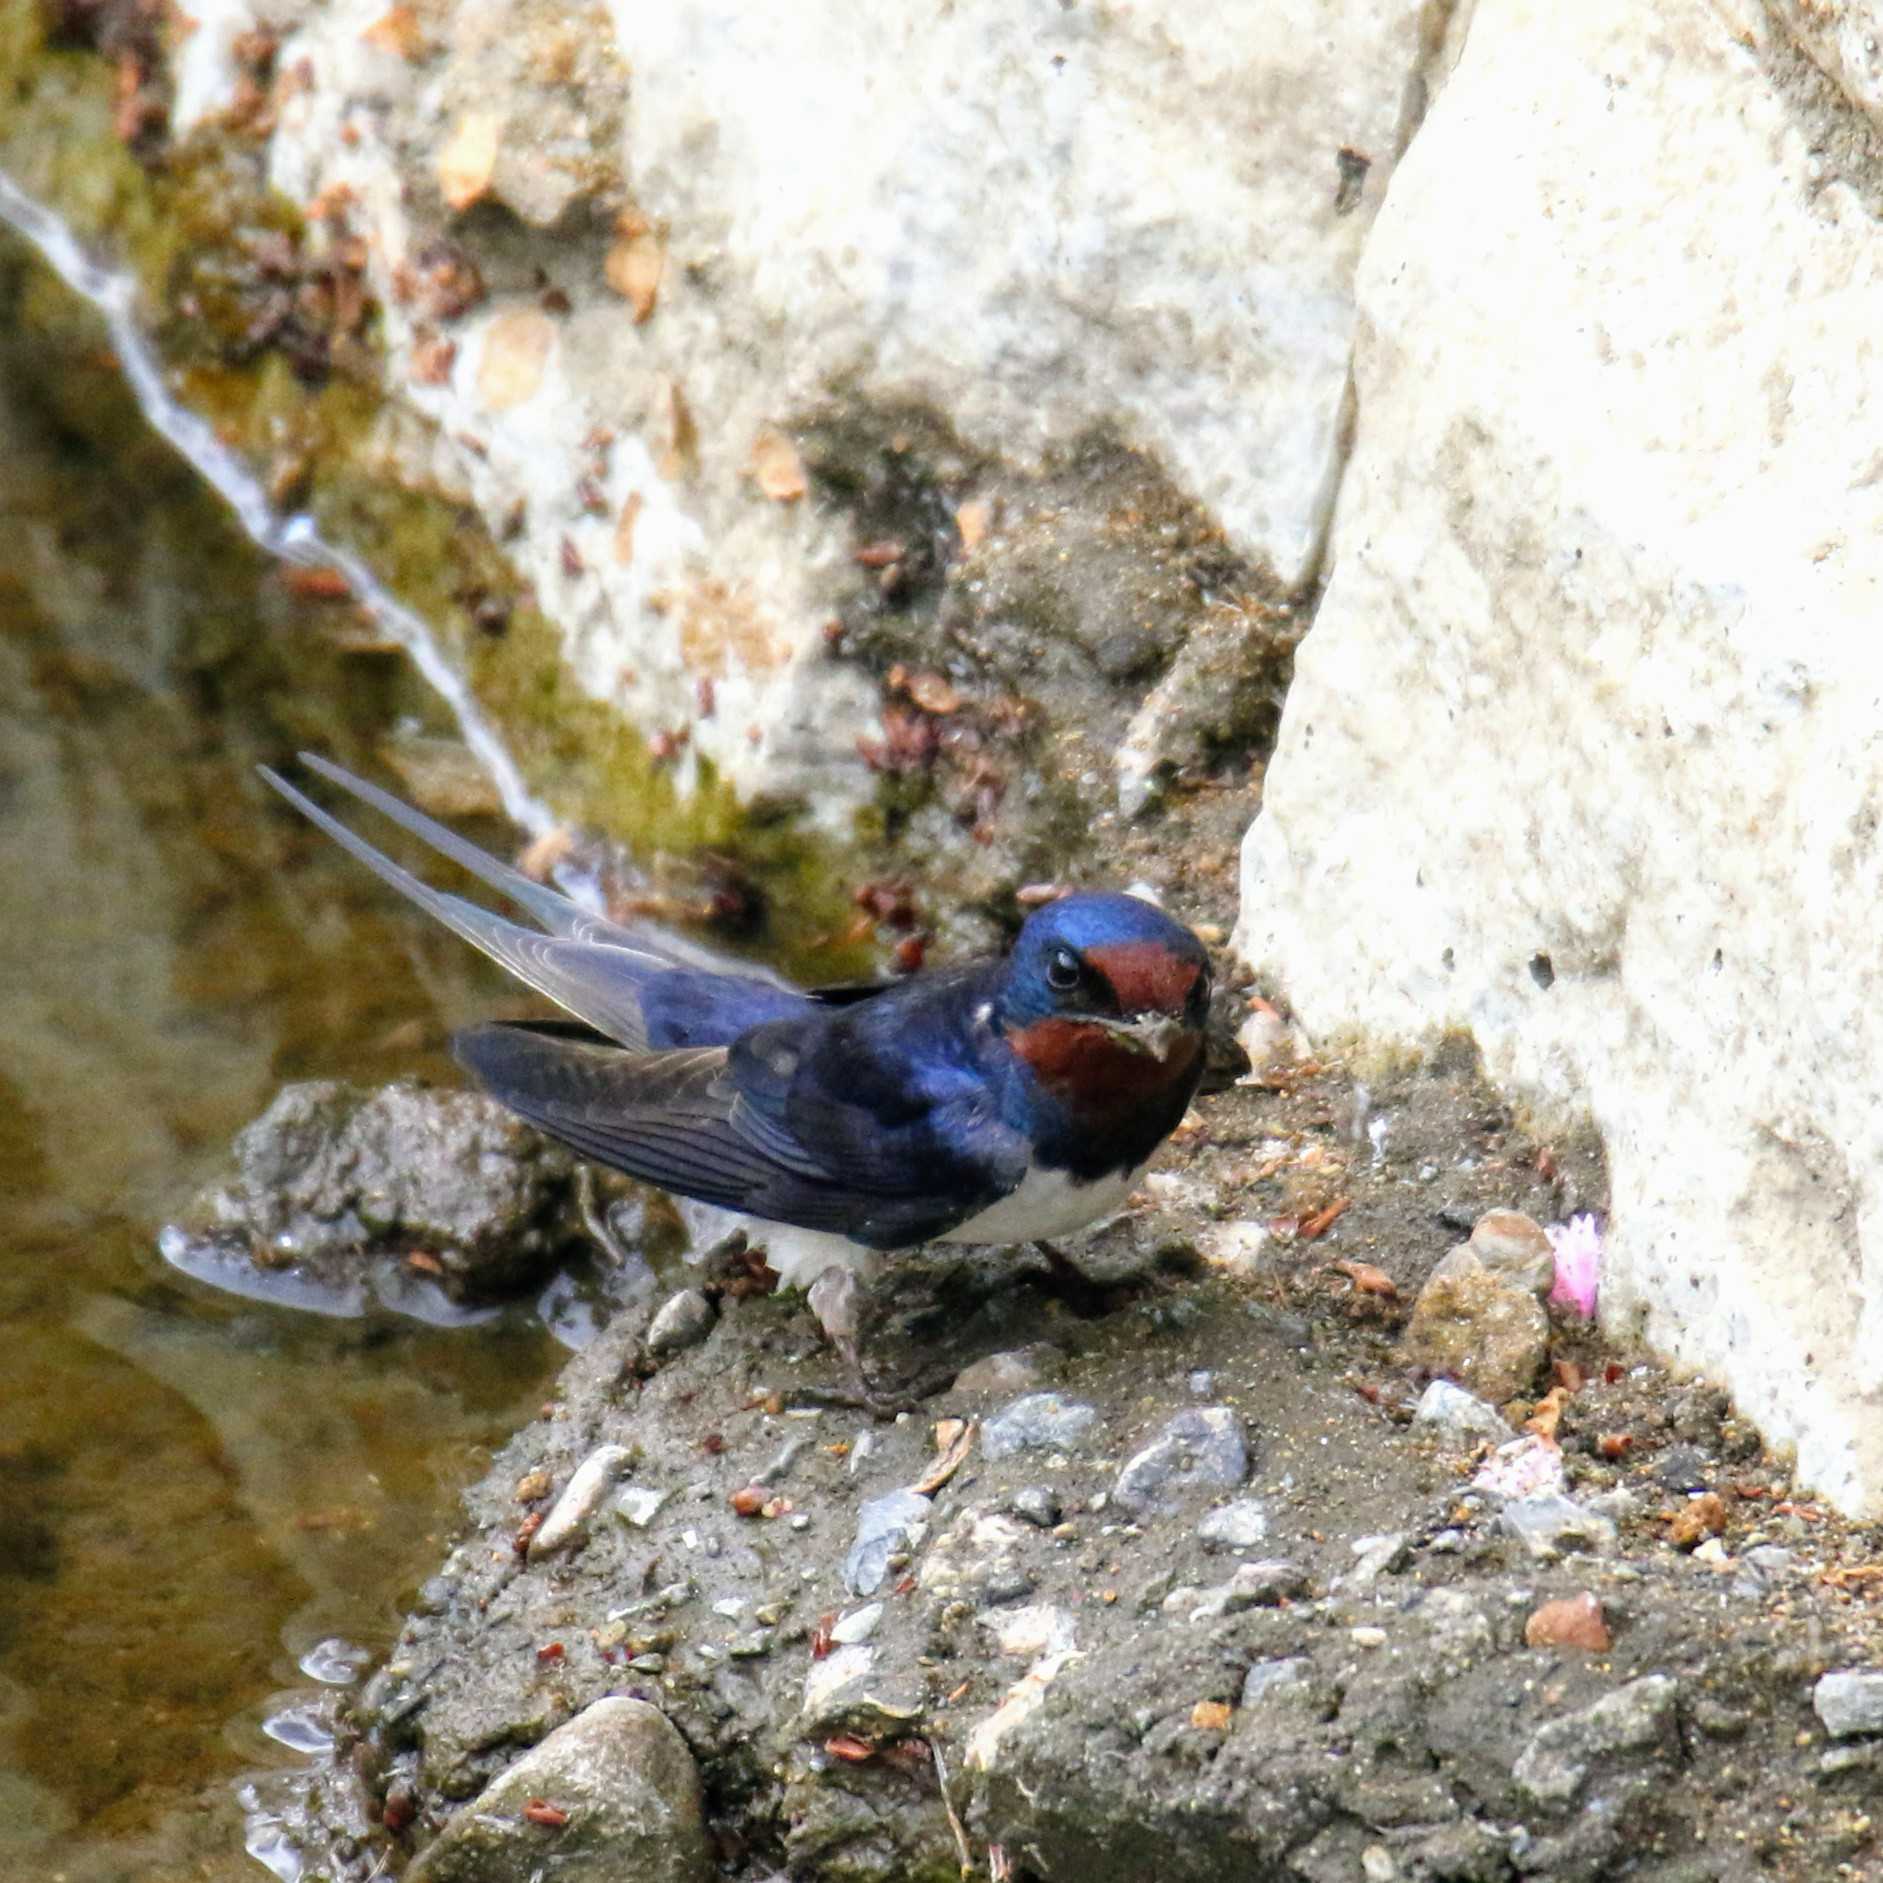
top-left (1815, 1670), bottom-right (1883, 1738)
top-left (1342, 1531), bottom-right (1410, 1586)
top-left (1008, 1487), bottom-right (1062, 1529)
top-left (1112, 1407), bottom-right (1250, 1513)
top-left (980, 1392), bottom-right (1100, 1459)
top-left (843, 1489), bottom-right (931, 1596)
top-left (171, 1079), bottom-right (578, 1300)
top-left (1512, 1674), bottom-right (1679, 1806)
top-left (1651, 1443), bottom-right (1712, 1491)
top-left (1499, 1493), bottom-right (1618, 1561)
top-left (1197, 1498), bottom-right (1270, 1550)
top-left (405, 1695), bottom-right (707, 1882)
top-left (646, 1288), bottom-right (716, 1357)
top-left (1187, 1558), bottom-right (1309, 1618)
top-left (1240, 1656), bottom-right (1313, 1707)
top-left (953, 1345), bottom-right (1066, 1396)
top-left (1412, 1379), bottom-right (1513, 1448)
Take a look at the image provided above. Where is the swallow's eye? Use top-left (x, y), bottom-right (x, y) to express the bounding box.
top-left (1046, 947), bottom-right (1082, 992)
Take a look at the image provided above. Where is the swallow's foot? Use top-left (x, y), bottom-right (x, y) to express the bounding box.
top-left (791, 1266), bottom-right (956, 1414)
top-left (1027, 1239), bottom-right (1124, 1318)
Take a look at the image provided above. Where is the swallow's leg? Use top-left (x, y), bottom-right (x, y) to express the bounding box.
top-left (788, 1265), bottom-right (956, 1416)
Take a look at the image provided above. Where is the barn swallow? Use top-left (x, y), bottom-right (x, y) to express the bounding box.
top-left (261, 755), bottom-right (1212, 1404)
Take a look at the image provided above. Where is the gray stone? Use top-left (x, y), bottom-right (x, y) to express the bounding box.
top-left (615, 1485), bottom-right (670, 1529)
top-left (1815, 1670), bottom-right (1883, 1739)
top-left (1240, 1657), bottom-right (1314, 1708)
top-left (829, 1603), bottom-right (883, 1646)
top-left (1399, 1247), bottom-right (1549, 1405)
top-left (1342, 1532), bottom-right (1410, 1587)
top-left (1499, 1494), bottom-right (1618, 1561)
top-left (646, 1288), bottom-right (716, 1357)
top-left (1651, 1443), bottom-right (1712, 1492)
top-left (1112, 1408), bottom-right (1250, 1514)
top-left (980, 1393), bottom-right (1100, 1460)
top-left (1008, 1487), bottom-right (1062, 1529)
top-left (171, 1080), bottom-right (577, 1300)
top-left (1188, 1558), bottom-right (1309, 1619)
top-left (1197, 1498), bottom-right (1271, 1551)
top-left (843, 1489), bottom-right (931, 1597)
top-left (953, 1345), bottom-right (1066, 1397)
top-left (1412, 1379), bottom-right (1513, 1449)
top-left (405, 1696), bottom-right (707, 1883)
top-left (1512, 1675), bottom-right (1680, 1807)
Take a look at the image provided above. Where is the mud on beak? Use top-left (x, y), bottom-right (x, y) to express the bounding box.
top-left (1097, 1011), bottom-right (1193, 1061)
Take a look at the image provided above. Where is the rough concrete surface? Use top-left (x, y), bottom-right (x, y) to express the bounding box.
top-left (1238, 0), bottom-right (1883, 1513)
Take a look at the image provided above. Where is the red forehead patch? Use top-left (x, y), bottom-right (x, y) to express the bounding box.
top-left (1084, 941), bottom-right (1200, 1015)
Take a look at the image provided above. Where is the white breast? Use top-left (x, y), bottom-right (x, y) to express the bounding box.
top-left (941, 1158), bottom-right (1151, 1245)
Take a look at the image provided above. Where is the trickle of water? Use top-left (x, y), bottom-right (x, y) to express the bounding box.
top-left (0, 167), bottom-right (555, 840)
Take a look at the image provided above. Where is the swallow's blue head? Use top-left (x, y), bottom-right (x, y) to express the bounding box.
top-left (996, 892), bottom-right (1212, 1109)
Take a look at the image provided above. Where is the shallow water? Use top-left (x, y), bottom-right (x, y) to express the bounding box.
top-left (0, 241), bottom-right (569, 1878)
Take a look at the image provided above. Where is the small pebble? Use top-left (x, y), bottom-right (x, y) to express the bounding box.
top-left (1197, 1499), bottom-right (1270, 1551)
top-left (1413, 1379), bottom-right (1513, 1449)
top-left (1113, 1408), bottom-right (1250, 1515)
top-left (646, 1287), bottom-right (716, 1356)
top-left (981, 1393), bottom-right (1099, 1460)
top-left (1524, 1592), bottom-right (1611, 1652)
top-left (615, 1485), bottom-right (669, 1529)
top-left (1009, 1487), bottom-right (1062, 1529)
top-left (529, 1443), bottom-right (636, 1559)
top-left (1351, 1626), bottom-right (1388, 1648)
top-left (1499, 1494), bottom-right (1618, 1561)
top-left (1815, 1670), bottom-right (1883, 1739)
top-left (830, 1603), bottom-right (883, 1645)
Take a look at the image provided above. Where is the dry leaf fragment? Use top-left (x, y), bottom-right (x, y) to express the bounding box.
top-left (825, 1734), bottom-right (877, 1763)
top-left (436, 110), bottom-right (500, 211)
top-left (614, 490), bottom-right (644, 565)
top-left (655, 377), bottom-right (698, 479)
top-left (1190, 1700), bottom-right (1233, 1731)
top-left (360, 4), bottom-right (428, 58)
top-left (749, 427), bottom-right (807, 502)
top-left (1298, 1198), bottom-right (1352, 1241)
top-left (955, 497), bottom-right (992, 549)
top-left (913, 1419), bottom-right (976, 1496)
top-left (1329, 1255), bottom-right (1393, 1295)
top-left (522, 1799), bottom-right (569, 1829)
top-left (605, 229), bottom-right (664, 322)
top-left (1525, 1386), bottom-right (1570, 1440)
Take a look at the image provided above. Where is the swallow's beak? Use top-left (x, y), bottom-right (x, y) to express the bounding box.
top-left (1098, 1011), bottom-right (1192, 1061)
